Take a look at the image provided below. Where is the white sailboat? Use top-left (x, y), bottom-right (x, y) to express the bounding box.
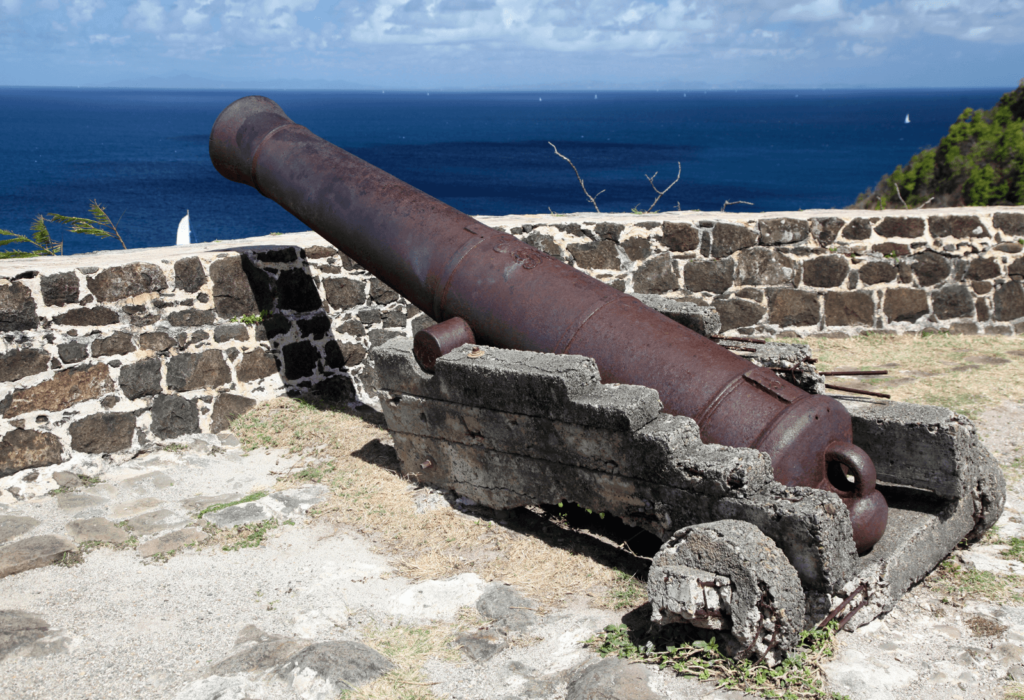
top-left (904, 114), bottom-right (911, 124)
top-left (176, 210), bottom-right (191, 245)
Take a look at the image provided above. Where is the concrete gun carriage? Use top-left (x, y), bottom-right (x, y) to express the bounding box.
top-left (209, 96), bottom-right (1006, 662)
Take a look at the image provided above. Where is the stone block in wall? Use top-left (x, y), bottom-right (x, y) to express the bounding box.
top-left (994, 213), bottom-right (1024, 239)
top-left (305, 245), bottom-right (338, 259)
top-left (994, 281), bottom-right (1024, 322)
top-left (86, 263), bottom-right (167, 302)
top-left (166, 350), bottom-right (231, 391)
top-left (0, 429), bottom-right (63, 476)
top-left (299, 313), bottom-right (332, 338)
top-left (824, 291), bottom-right (874, 327)
top-left (875, 217), bottom-right (925, 239)
top-left (322, 278), bottom-right (366, 310)
top-left (52, 306), bottom-right (119, 326)
top-left (567, 239), bottom-right (620, 270)
top-left (995, 241), bottom-right (1024, 253)
top-left (801, 255), bottom-right (849, 288)
top-left (256, 247), bottom-right (298, 263)
top-left (972, 280), bottom-right (993, 294)
top-left (151, 394), bottom-right (199, 439)
top-left (281, 341), bottom-right (320, 380)
top-left (370, 279), bottom-right (400, 304)
top-left (260, 312), bottom-right (291, 339)
top-left (858, 261), bottom-right (897, 285)
top-left (236, 350), bottom-right (279, 382)
top-left (734, 248), bottom-right (799, 287)
top-left (684, 259), bottom-right (733, 294)
top-left (368, 328), bottom-right (405, 348)
top-left (314, 375), bottom-right (357, 403)
top-left (527, 232), bottom-right (566, 260)
top-left (767, 289), bottom-right (819, 327)
top-left (0, 281), bottom-right (39, 331)
top-left (621, 237), bottom-right (651, 261)
top-left (57, 342), bottom-right (88, 364)
top-left (967, 258), bottom-right (1000, 280)
top-left (40, 272), bottom-right (79, 307)
top-left (910, 251), bottom-right (950, 286)
top-left (633, 254), bottom-right (679, 294)
top-left (68, 413), bottom-right (135, 454)
top-left (710, 223), bottom-right (757, 258)
top-left (931, 285), bottom-right (974, 320)
top-left (977, 299), bottom-right (990, 321)
top-left (119, 357), bottom-right (162, 399)
top-left (2, 364), bottom-right (113, 418)
top-left (811, 217), bottom-right (844, 247)
top-left (660, 222), bottom-right (700, 252)
top-left (1010, 258), bottom-right (1024, 278)
top-left (210, 393), bottom-right (258, 433)
top-left (713, 298), bottom-right (766, 332)
top-left (139, 332), bottom-right (175, 352)
top-left (91, 332), bottom-right (135, 357)
top-left (883, 288), bottom-right (929, 323)
top-left (872, 242), bottom-right (910, 257)
top-left (209, 256), bottom-right (259, 318)
top-left (758, 218), bottom-right (809, 246)
top-left (841, 218), bottom-right (874, 240)
top-left (173, 256), bottom-right (207, 293)
top-left (0, 349), bottom-right (50, 383)
top-left (168, 309), bottom-right (216, 327)
top-left (277, 268), bottom-right (322, 312)
top-left (213, 324), bottom-right (249, 343)
top-left (595, 222), bottom-right (625, 241)
top-left (324, 341), bottom-right (366, 369)
top-left (929, 215), bottom-right (988, 239)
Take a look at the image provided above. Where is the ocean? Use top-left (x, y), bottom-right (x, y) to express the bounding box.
top-left (0, 87), bottom-right (1009, 256)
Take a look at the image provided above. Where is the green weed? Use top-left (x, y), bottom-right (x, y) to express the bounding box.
top-left (196, 491), bottom-right (268, 518)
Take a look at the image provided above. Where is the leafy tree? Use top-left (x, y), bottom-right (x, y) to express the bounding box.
top-left (0, 200), bottom-right (128, 259)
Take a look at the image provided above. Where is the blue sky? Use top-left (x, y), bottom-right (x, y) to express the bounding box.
top-left (1, 0), bottom-right (1022, 89)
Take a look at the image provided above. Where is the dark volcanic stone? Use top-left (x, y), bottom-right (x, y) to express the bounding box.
top-left (68, 413), bottom-right (135, 454)
top-left (277, 641), bottom-right (395, 688)
top-left (977, 299), bottom-right (991, 321)
top-left (684, 258), bottom-right (733, 294)
top-left (325, 341), bottom-right (367, 369)
top-left (314, 375), bottom-right (357, 403)
top-left (767, 289), bottom-right (820, 327)
top-left (758, 217), bottom-right (809, 245)
top-left (57, 342), bottom-right (88, 364)
top-left (456, 630), bottom-right (507, 662)
top-left (139, 332), bottom-right (175, 352)
top-left (735, 248), bottom-right (799, 287)
top-left (973, 280), bottom-right (993, 294)
top-left (119, 357), bottom-right (162, 399)
top-left (0, 282), bottom-right (39, 331)
top-left (0, 611), bottom-right (50, 660)
top-left (595, 222), bottom-right (624, 241)
top-left (0, 349), bottom-right (50, 382)
top-left (168, 309), bottom-right (216, 327)
top-left (710, 222), bottom-right (758, 258)
top-left (967, 258), bottom-right (1001, 280)
top-left (151, 395), bottom-right (199, 439)
top-left (256, 247), bottom-right (297, 263)
top-left (824, 291), bottom-right (875, 327)
top-left (872, 242), bottom-right (910, 257)
top-left (261, 313), bottom-right (291, 339)
top-left (526, 232), bottom-right (564, 260)
top-left (633, 253), bottom-right (679, 294)
top-left (91, 332), bottom-right (135, 357)
top-left (931, 285), bottom-right (975, 320)
top-left (994, 242), bottom-right (1024, 253)
top-left (994, 212), bottom-right (1024, 238)
top-left (1011, 258), bottom-right (1024, 277)
top-left (213, 324), bottom-right (249, 343)
top-left (712, 298), bottom-right (766, 331)
top-left (210, 394), bottom-right (258, 433)
top-left (567, 239), bottom-right (621, 270)
top-left (3, 364), bottom-right (113, 418)
top-left (910, 251), bottom-right (951, 286)
top-left (236, 351), bottom-right (279, 382)
top-left (875, 217), bottom-right (925, 239)
top-left (282, 341), bottom-right (319, 380)
top-left (858, 261), bottom-right (898, 285)
top-left (621, 237), bottom-right (651, 261)
top-left (166, 350), bottom-right (231, 391)
top-left (884, 288), bottom-right (929, 323)
top-left (841, 218), bottom-right (874, 240)
top-left (209, 256), bottom-right (259, 319)
top-left (660, 222), bottom-right (700, 252)
top-left (0, 430), bottom-right (63, 477)
top-left (994, 281), bottom-right (1024, 322)
top-left (322, 278), bottom-right (366, 310)
top-left (566, 657), bottom-right (659, 700)
top-left (87, 263), bottom-right (167, 302)
top-left (299, 314), bottom-right (332, 338)
top-left (382, 308), bottom-right (406, 328)
top-left (40, 272), bottom-right (79, 307)
top-left (370, 279), bottom-right (400, 305)
top-left (173, 257), bottom-right (206, 293)
top-left (53, 307), bottom-right (118, 326)
top-left (368, 329), bottom-right (404, 347)
top-left (929, 215), bottom-right (988, 239)
top-left (811, 217), bottom-right (844, 246)
top-left (277, 268), bottom-right (322, 312)
top-left (801, 255), bottom-right (849, 288)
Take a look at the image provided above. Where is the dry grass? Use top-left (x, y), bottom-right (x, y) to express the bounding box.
top-left (342, 623), bottom-right (464, 700)
top-left (802, 332), bottom-right (1024, 418)
top-left (231, 397), bottom-right (631, 608)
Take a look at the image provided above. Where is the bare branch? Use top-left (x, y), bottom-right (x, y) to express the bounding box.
top-left (644, 162), bottom-right (681, 213)
top-left (549, 142), bottom-right (602, 213)
top-left (721, 200), bottom-right (753, 212)
top-left (915, 196), bottom-right (935, 209)
top-left (893, 182), bottom-right (908, 209)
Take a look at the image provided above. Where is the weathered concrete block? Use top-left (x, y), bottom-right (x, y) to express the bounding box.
top-left (630, 294), bottom-right (721, 336)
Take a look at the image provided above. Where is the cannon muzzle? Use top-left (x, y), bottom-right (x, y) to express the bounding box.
top-left (209, 95), bottom-right (888, 553)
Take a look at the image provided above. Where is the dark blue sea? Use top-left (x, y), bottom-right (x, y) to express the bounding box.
top-left (0, 87), bottom-right (1009, 256)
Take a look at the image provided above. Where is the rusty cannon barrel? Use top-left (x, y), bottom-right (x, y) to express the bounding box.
top-left (209, 95), bottom-right (888, 553)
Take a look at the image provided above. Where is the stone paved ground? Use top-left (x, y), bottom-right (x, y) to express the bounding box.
top-left (1, 400), bottom-right (1023, 700)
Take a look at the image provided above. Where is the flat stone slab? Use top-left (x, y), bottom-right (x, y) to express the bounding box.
top-left (203, 501), bottom-right (277, 529)
top-left (137, 528), bottom-right (209, 557)
top-left (118, 471), bottom-right (174, 494)
top-left (0, 535), bottom-right (76, 578)
top-left (180, 493), bottom-right (242, 514)
top-left (566, 657), bottom-right (659, 700)
top-left (390, 573), bottom-right (487, 623)
top-left (0, 610), bottom-right (50, 661)
top-left (109, 497), bottom-right (164, 520)
top-left (65, 517), bottom-right (130, 544)
top-left (476, 583), bottom-right (538, 632)
top-left (265, 486), bottom-right (329, 518)
top-left (277, 640), bottom-right (396, 688)
top-left (125, 509), bottom-right (187, 536)
top-left (0, 516), bottom-right (40, 544)
top-left (55, 492), bottom-right (108, 511)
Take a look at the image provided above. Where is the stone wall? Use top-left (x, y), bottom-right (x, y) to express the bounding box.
top-left (2, 207), bottom-right (1023, 486)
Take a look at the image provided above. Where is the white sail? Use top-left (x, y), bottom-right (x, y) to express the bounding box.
top-left (176, 211), bottom-right (190, 245)
top-left (905, 114), bottom-right (911, 124)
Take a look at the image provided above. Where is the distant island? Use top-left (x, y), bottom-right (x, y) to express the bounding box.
top-left (853, 80), bottom-right (1024, 209)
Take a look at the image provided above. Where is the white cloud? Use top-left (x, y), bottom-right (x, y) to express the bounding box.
top-left (68, 0), bottom-right (104, 23)
top-left (2, 0), bottom-right (21, 14)
top-left (125, 0), bottom-right (166, 31)
top-left (89, 32), bottom-right (129, 44)
top-left (771, 0), bottom-right (844, 22)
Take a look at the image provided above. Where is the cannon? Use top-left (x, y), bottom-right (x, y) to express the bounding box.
top-left (210, 95), bottom-right (886, 553)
